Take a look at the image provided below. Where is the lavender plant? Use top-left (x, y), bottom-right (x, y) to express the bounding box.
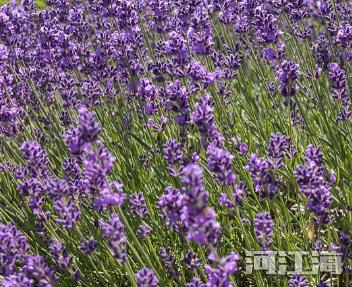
top-left (0, 0), bottom-right (351, 286)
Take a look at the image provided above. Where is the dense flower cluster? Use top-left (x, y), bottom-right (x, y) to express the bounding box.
top-left (0, 223), bottom-right (55, 287)
top-left (0, 0), bottom-right (350, 285)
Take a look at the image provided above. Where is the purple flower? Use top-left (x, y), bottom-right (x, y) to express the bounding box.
top-left (79, 237), bottom-right (98, 255)
top-left (77, 107), bottom-right (102, 143)
top-left (135, 267), bottom-right (159, 287)
top-left (23, 256), bottom-right (56, 287)
top-left (0, 224), bottom-right (30, 276)
top-left (236, 143), bottom-right (248, 155)
top-left (275, 60), bottom-right (299, 97)
top-left (93, 181), bottom-right (126, 211)
top-left (268, 132), bottom-right (296, 168)
top-left (235, 15), bottom-right (249, 33)
top-left (137, 224), bottom-right (152, 238)
top-left (157, 186), bottom-right (185, 232)
top-left (100, 214), bottom-right (127, 263)
top-left (313, 240), bottom-right (324, 252)
top-left (137, 78), bottom-right (160, 115)
top-left (328, 63), bottom-right (348, 102)
top-left (294, 145), bottom-right (332, 221)
top-left (254, 212), bottom-right (274, 248)
top-left (45, 178), bottom-right (69, 200)
top-left (2, 273), bottom-right (34, 287)
top-left (164, 32), bottom-right (189, 62)
top-left (288, 274), bottom-right (309, 287)
top-left (130, 192), bottom-right (149, 219)
top-left (187, 8), bottom-right (213, 55)
top-left (186, 277), bottom-right (205, 287)
top-left (49, 239), bottom-right (72, 270)
top-left (65, 108), bottom-right (101, 155)
top-left (166, 80), bottom-right (190, 126)
top-left (246, 154), bottom-right (276, 198)
top-left (328, 63), bottom-right (346, 89)
top-left (163, 140), bottom-right (183, 165)
top-left (219, 182), bottom-right (247, 208)
top-left (181, 164), bottom-right (221, 245)
top-left (187, 61), bottom-right (208, 82)
top-left (254, 8), bottom-right (281, 43)
top-left (71, 269), bottom-right (80, 283)
top-left (65, 128), bottom-right (85, 155)
top-left (317, 1), bottom-right (332, 15)
top-left (336, 25), bottom-right (352, 48)
top-left (184, 251), bottom-right (201, 270)
top-left (205, 251), bottom-right (240, 287)
top-left (20, 141), bottom-right (49, 177)
top-left (160, 247), bottom-right (178, 278)
top-left (191, 93), bottom-right (222, 144)
top-left (83, 142), bottom-right (115, 195)
top-left (206, 143), bottom-right (236, 186)
top-left (305, 144), bottom-right (323, 166)
top-left (53, 197), bottom-right (81, 229)
top-left (219, 193), bottom-right (234, 208)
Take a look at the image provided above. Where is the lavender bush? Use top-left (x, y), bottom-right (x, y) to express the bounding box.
top-left (0, 0), bottom-right (351, 286)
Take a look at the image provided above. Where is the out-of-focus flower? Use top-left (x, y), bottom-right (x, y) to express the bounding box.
top-left (49, 239), bottom-right (72, 270)
top-left (205, 251), bottom-right (240, 286)
top-left (135, 267), bottom-right (159, 287)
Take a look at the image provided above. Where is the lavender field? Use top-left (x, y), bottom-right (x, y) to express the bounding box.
top-left (0, 0), bottom-right (351, 286)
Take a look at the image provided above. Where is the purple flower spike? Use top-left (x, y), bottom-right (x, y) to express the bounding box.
top-left (246, 154), bottom-right (276, 198)
top-left (137, 224), bottom-right (152, 239)
top-left (181, 164), bottom-right (220, 246)
top-left (288, 274), bottom-right (309, 287)
top-left (186, 277), bottom-right (205, 287)
top-left (294, 145), bottom-right (332, 222)
top-left (163, 140), bottom-right (183, 165)
top-left (130, 192), bottom-right (149, 219)
top-left (49, 239), bottom-right (72, 270)
top-left (135, 267), bottom-right (159, 287)
top-left (23, 256), bottom-right (56, 287)
top-left (78, 107), bottom-right (102, 143)
top-left (184, 251), bottom-right (201, 270)
top-left (45, 178), bottom-right (69, 200)
top-left (275, 60), bottom-right (299, 97)
top-left (79, 237), bottom-right (98, 255)
top-left (268, 132), bottom-right (296, 168)
top-left (205, 251), bottom-right (240, 286)
top-left (53, 197), bottom-right (81, 229)
top-left (100, 214), bottom-right (127, 263)
top-left (20, 141), bottom-right (49, 177)
top-left (2, 273), bottom-right (34, 287)
top-left (157, 186), bottom-right (185, 232)
top-left (0, 224), bottom-right (30, 276)
top-left (191, 93), bottom-right (223, 144)
top-left (206, 143), bottom-right (236, 186)
top-left (254, 212), bottom-right (274, 249)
